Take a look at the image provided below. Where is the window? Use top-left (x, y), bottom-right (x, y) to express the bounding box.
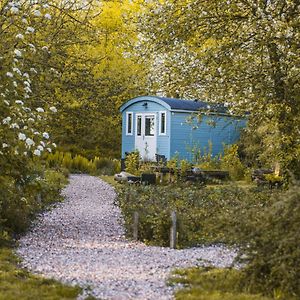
top-left (145, 116), bottom-right (155, 136)
top-left (137, 115), bottom-right (142, 136)
top-left (126, 112), bottom-right (133, 135)
top-left (159, 112), bottom-right (167, 135)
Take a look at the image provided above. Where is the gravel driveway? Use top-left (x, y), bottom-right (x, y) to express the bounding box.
top-left (17, 174), bottom-right (237, 300)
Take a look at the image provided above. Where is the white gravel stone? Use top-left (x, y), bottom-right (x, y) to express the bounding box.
top-left (17, 174), bottom-right (237, 300)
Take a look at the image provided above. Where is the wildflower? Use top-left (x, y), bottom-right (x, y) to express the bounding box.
top-left (15, 100), bottom-right (24, 105)
top-left (43, 132), bottom-right (49, 139)
top-left (49, 106), bottom-right (57, 113)
top-left (47, 147), bottom-right (52, 153)
top-left (33, 149), bottom-right (41, 156)
top-left (37, 145), bottom-right (44, 151)
top-left (16, 33), bottom-right (24, 39)
top-left (11, 123), bottom-right (19, 129)
top-left (2, 143), bottom-right (8, 148)
top-left (10, 6), bottom-right (19, 14)
top-left (6, 72), bottom-right (13, 77)
top-left (14, 49), bottom-right (22, 57)
top-left (44, 13), bottom-right (51, 20)
top-left (36, 107), bottom-right (44, 113)
top-left (3, 117), bottom-right (11, 124)
top-left (26, 27), bottom-right (35, 33)
top-left (18, 133), bottom-right (26, 140)
top-left (33, 10), bottom-right (41, 17)
top-left (25, 138), bottom-right (34, 146)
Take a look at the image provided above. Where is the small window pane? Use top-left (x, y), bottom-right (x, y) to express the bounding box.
top-left (160, 113), bottom-right (166, 134)
top-left (127, 113), bottom-right (132, 134)
top-left (145, 116), bottom-right (155, 136)
top-left (137, 116), bottom-right (142, 136)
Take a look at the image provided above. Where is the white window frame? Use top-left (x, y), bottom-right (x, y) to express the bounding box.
top-left (159, 111), bottom-right (167, 135)
top-left (126, 112), bottom-right (133, 135)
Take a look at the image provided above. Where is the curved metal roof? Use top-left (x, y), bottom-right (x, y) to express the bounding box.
top-left (120, 96), bottom-right (227, 113)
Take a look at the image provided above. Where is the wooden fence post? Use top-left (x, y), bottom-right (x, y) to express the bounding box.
top-left (133, 211), bottom-right (139, 241)
top-left (170, 210), bottom-right (177, 249)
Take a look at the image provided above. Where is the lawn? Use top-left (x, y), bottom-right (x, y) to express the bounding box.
top-left (0, 245), bottom-right (81, 300)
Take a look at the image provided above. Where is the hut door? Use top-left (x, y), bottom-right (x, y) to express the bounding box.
top-left (135, 114), bottom-right (157, 161)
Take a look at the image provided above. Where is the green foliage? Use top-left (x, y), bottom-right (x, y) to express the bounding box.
top-left (140, 0), bottom-right (300, 177)
top-left (117, 184), bottom-right (272, 247)
top-left (0, 168), bottom-right (67, 238)
top-left (221, 144), bottom-right (245, 180)
top-left (171, 267), bottom-right (275, 300)
top-left (125, 151), bottom-right (140, 175)
top-left (235, 183), bottom-right (300, 298)
top-left (46, 151), bottom-right (119, 175)
top-left (0, 247), bottom-right (81, 299)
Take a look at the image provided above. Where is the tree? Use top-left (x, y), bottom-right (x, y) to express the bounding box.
top-left (139, 0), bottom-right (300, 173)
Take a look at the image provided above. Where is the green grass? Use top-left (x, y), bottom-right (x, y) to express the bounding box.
top-left (99, 175), bottom-right (120, 188)
top-left (170, 267), bottom-right (275, 300)
top-left (0, 246), bottom-right (81, 300)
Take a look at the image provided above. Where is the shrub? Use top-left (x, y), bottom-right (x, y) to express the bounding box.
top-left (125, 151), bottom-right (140, 175)
top-left (221, 144), bottom-right (245, 180)
top-left (117, 184), bottom-right (272, 247)
top-left (236, 183), bottom-right (300, 298)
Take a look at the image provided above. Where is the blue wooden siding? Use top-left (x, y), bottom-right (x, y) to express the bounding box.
top-left (170, 112), bottom-right (245, 161)
top-left (121, 100), bottom-right (170, 158)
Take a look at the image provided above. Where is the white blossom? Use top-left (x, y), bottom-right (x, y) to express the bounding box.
top-left (43, 4), bottom-right (49, 8)
top-left (44, 13), bottom-right (51, 20)
top-left (22, 18), bottom-right (28, 24)
top-left (13, 81), bottom-right (18, 87)
top-left (15, 100), bottom-right (24, 105)
top-left (40, 141), bottom-right (45, 147)
top-left (18, 133), bottom-right (26, 140)
top-left (2, 143), bottom-right (8, 148)
top-left (10, 6), bottom-right (19, 14)
top-left (3, 117), bottom-right (12, 124)
top-left (4, 100), bottom-right (10, 106)
top-left (23, 73), bottom-right (29, 78)
top-left (16, 33), bottom-right (24, 39)
top-left (13, 67), bottom-right (21, 75)
top-left (10, 123), bottom-right (19, 129)
top-left (42, 46), bottom-right (49, 51)
top-left (33, 149), bottom-right (41, 156)
top-left (49, 106), bottom-right (57, 113)
top-left (30, 68), bottom-right (37, 73)
top-left (28, 118), bottom-right (35, 122)
top-left (37, 145), bottom-right (44, 151)
top-left (25, 138), bottom-right (35, 146)
top-left (6, 72), bottom-right (13, 78)
top-left (36, 107), bottom-right (44, 113)
top-left (43, 132), bottom-right (49, 139)
top-left (14, 49), bottom-right (22, 57)
top-left (26, 27), bottom-right (35, 34)
top-left (47, 147), bottom-right (52, 153)
top-left (52, 143), bottom-right (57, 148)
top-left (23, 151), bottom-right (27, 156)
top-left (33, 10), bottom-right (42, 17)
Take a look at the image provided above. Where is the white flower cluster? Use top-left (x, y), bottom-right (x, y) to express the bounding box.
top-left (1, 0), bottom-right (57, 158)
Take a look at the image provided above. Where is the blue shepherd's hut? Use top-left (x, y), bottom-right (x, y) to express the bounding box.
top-left (120, 96), bottom-right (246, 161)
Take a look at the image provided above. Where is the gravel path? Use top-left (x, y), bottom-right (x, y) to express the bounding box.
top-left (17, 174), bottom-right (237, 300)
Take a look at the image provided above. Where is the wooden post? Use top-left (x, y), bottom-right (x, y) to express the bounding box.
top-left (170, 210), bottom-right (177, 249)
top-left (133, 211), bottom-right (139, 240)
